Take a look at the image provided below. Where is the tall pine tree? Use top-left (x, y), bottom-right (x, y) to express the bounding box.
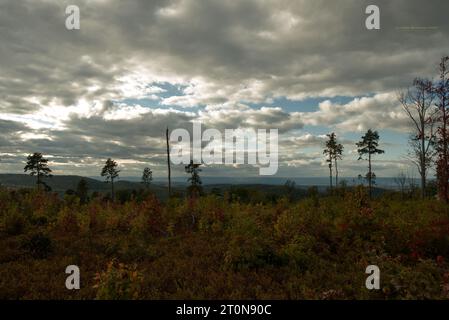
top-left (185, 160), bottom-right (202, 197)
top-left (324, 133), bottom-right (344, 190)
top-left (357, 129), bottom-right (384, 199)
top-left (101, 158), bottom-right (120, 201)
top-left (141, 167), bottom-right (153, 190)
top-left (24, 153), bottom-right (52, 190)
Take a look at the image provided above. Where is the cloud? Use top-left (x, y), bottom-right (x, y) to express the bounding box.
top-left (0, 0), bottom-right (448, 177)
top-left (198, 104), bottom-right (303, 133)
top-left (2, 0), bottom-right (448, 114)
top-left (301, 93), bottom-right (410, 133)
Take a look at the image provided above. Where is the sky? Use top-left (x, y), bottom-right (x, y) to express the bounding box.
top-left (1, 0), bottom-right (449, 180)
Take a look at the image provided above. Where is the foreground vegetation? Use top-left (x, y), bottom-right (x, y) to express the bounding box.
top-left (1, 187), bottom-right (449, 300)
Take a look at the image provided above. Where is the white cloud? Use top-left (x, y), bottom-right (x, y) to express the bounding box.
top-left (301, 93), bottom-right (410, 133)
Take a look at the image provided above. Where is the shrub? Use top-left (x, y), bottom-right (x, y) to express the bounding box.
top-left (3, 207), bottom-right (27, 235)
top-left (1, 187), bottom-right (449, 299)
top-left (94, 260), bottom-right (143, 299)
top-left (56, 208), bottom-right (80, 235)
top-left (21, 232), bottom-right (53, 259)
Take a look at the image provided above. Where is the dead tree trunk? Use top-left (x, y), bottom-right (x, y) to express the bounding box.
top-left (166, 127), bottom-right (171, 197)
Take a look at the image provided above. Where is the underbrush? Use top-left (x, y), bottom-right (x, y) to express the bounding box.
top-left (0, 187), bottom-right (448, 299)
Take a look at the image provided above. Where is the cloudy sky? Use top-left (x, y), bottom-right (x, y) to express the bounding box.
top-left (0, 0), bottom-right (448, 180)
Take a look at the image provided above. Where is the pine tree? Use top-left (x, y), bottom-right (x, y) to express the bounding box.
top-left (356, 129), bottom-right (384, 198)
top-left (334, 140), bottom-right (344, 187)
top-left (324, 133), bottom-right (335, 190)
top-left (141, 167), bottom-right (153, 189)
top-left (101, 158), bottom-right (120, 201)
top-left (185, 160), bottom-right (202, 197)
top-left (23, 153), bottom-right (52, 190)
top-left (76, 178), bottom-right (89, 204)
top-left (324, 133), bottom-right (344, 190)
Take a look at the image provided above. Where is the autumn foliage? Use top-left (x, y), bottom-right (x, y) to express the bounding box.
top-left (1, 187), bottom-right (449, 299)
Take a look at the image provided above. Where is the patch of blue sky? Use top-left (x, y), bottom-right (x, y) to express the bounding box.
top-left (115, 82), bottom-right (204, 111)
top-left (154, 82), bottom-right (189, 98)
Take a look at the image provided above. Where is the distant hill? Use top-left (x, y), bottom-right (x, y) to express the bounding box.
top-left (0, 174), bottom-right (168, 196)
top-left (0, 173), bottom-right (394, 201)
top-left (128, 176), bottom-right (417, 188)
top-left (1, 173), bottom-right (417, 189)
top-left (0, 174), bottom-right (309, 201)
